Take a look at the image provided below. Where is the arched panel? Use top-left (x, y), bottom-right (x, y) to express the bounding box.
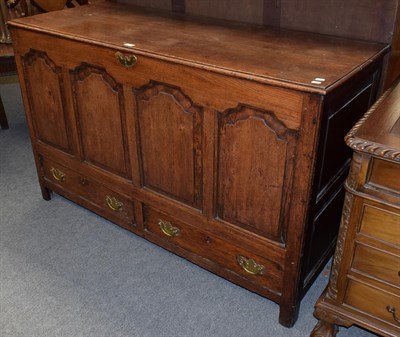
top-left (71, 64), bottom-right (131, 179)
top-left (23, 50), bottom-right (71, 152)
top-left (136, 82), bottom-right (203, 209)
top-left (217, 105), bottom-right (298, 242)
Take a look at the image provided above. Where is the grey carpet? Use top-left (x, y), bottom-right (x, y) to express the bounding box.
top-left (0, 79), bottom-right (377, 337)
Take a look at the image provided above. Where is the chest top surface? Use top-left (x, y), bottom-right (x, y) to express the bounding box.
top-left (9, 2), bottom-right (388, 93)
top-left (346, 80), bottom-right (400, 162)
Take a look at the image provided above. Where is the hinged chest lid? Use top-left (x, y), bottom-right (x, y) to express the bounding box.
top-left (9, 2), bottom-right (388, 93)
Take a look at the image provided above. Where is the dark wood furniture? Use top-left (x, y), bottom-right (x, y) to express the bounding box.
top-left (9, 2), bottom-right (389, 327)
top-left (311, 81), bottom-right (400, 337)
top-left (0, 94), bottom-right (9, 129)
top-left (31, 0), bottom-right (89, 11)
top-left (0, 44), bottom-right (17, 130)
top-left (385, 3), bottom-right (400, 88)
top-left (115, 0), bottom-right (400, 88)
top-left (0, 44), bottom-right (16, 76)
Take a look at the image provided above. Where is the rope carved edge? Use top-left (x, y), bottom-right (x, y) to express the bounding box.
top-left (344, 86), bottom-right (400, 162)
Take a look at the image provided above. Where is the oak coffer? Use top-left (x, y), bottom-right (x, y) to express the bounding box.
top-left (9, 2), bottom-right (389, 327)
top-left (311, 80), bottom-right (400, 337)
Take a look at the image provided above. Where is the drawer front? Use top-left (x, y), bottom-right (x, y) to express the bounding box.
top-left (366, 158), bottom-right (400, 199)
top-left (41, 157), bottom-right (135, 226)
top-left (352, 243), bottom-right (400, 287)
top-left (144, 206), bottom-right (283, 294)
top-left (359, 203), bottom-right (400, 246)
top-left (344, 279), bottom-right (400, 329)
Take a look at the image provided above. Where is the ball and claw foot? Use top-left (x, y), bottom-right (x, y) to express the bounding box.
top-left (310, 320), bottom-right (339, 337)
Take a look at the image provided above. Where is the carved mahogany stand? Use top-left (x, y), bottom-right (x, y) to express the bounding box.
top-left (311, 80), bottom-right (400, 337)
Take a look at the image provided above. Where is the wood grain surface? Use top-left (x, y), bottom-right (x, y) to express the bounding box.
top-left (8, 2), bottom-right (388, 92)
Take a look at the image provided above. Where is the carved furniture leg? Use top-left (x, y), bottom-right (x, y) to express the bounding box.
top-left (310, 320), bottom-right (339, 337)
top-left (312, 303), bottom-right (353, 336)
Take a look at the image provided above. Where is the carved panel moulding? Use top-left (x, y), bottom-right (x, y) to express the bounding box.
top-left (23, 49), bottom-right (71, 153)
top-left (135, 81), bottom-right (203, 208)
top-left (71, 63), bottom-right (131, 178)
top-left (346, 153), bottom-right (362, 191)
top-left (327, 192), bottom-right (354, 300)
top-left (217, 104), bottom-right (299, 242)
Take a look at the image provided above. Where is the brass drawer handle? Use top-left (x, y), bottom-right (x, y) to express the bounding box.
top-left (115, 51), bottom-right (137, 68)
top-left (158, 219), bottom-right (181, 237)
top-left (386, 305), bottom-right (400, 324)
top-left (237, 256), bottom-right (265, 275)
top-left (50, 167), bottom-right (66, 182)
top-left (105, 195), bottom-right (123, 212)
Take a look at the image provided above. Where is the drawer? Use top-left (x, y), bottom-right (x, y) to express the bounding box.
top-left (366, 158), bottom-right (400, 199)
top-left (359, 203), bottom-right (400, 246)
top-left (41, 157), bottom-right (135, 226)
top-left (352, 243), bottom-right (400, 287)
top-left (144, 206), bottom-right (283, 294)
top-left (344, 279), bottom-right (400, 328)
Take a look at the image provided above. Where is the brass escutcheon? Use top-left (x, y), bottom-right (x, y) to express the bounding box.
top-left (50, 167), bottom-right (66, 182)
top-left (79, 178), bottom-right (88, 186)
top-left (115, 51), bottom-right (137, 68)
top-left (158, 219), bottom-right (181, 237)
top-left (237, 256), bottom-right (265, 275)
top-left (105, 195), bottom-right (123, 211)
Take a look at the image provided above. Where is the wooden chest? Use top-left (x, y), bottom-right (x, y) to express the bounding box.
top-left (9, 2), bottom-right (388, 327)
top-left (312, 80), bottom-right (400, 336)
